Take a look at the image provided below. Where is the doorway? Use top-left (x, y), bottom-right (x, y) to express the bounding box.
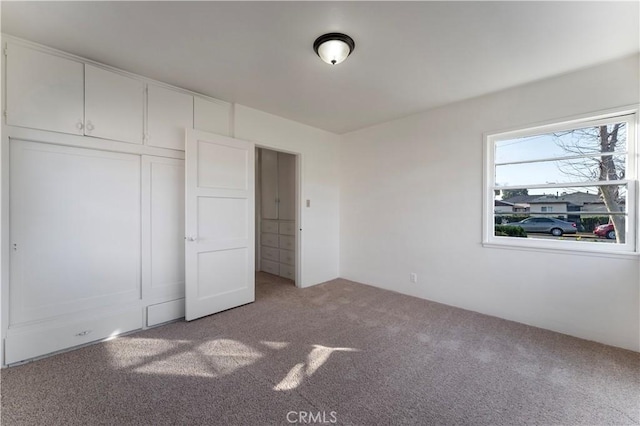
top-left (255, 147), bottom-right (299, 287)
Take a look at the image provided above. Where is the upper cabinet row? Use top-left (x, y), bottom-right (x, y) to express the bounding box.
top-left (5, 42), bottom-right (231, 150)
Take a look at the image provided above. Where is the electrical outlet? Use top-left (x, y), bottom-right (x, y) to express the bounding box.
top-left (410, 273), bottom-right (418, 283)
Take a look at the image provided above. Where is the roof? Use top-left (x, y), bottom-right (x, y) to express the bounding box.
top-left (502, 192), bottom-right (603, 207)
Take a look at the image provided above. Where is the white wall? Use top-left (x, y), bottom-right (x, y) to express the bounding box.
top-left (234, 104), bottom-right (341, 287)
top-left (339, 54), bottom-right (640, 351)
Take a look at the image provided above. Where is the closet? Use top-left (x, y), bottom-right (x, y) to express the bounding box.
top-left (257, 148), bottom-right (296, 281)
top-left (2, 37), bottom-right (232, 364)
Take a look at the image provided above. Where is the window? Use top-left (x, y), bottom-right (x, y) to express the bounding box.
top-left (485, 110), bottom-right (637, 254)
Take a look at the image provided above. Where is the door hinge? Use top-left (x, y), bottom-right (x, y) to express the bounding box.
top-left (3, 46), bottom-right (7, 57)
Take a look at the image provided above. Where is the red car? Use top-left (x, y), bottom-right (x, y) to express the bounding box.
top-left (593, 223), bottom-right (616, 239)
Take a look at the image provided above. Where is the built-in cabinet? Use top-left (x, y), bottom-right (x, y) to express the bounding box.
top-left (194, 97), bottom-right (231, 136)
top-left (147, 85), bottom-right (193, 150)
top-left (85, 64), bottom-right (144, 144)
top-left (6, 43), bottom-right (84, 135)
top-left (5, 41), bottom-right (230, 149)
top-left (2, 37), bottom-right (232, 365)
top-left (259, 149), bottom-right (296, 281)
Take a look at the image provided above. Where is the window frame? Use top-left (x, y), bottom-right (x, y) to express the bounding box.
top-left (483, 107), bottom-right (639, 257)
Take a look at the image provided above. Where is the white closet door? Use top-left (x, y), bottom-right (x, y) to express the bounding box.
top-left (141, 156), bottom-right (185, 301)
top-left (6, 43), bottom-right (84, 135)
top-left (185, 129), bottom-right (255, 321)
top-left (9, 140), bottom-right (141, 325)
top-left (147, 85), bottom-right (193, 150)
top-left (85, 64), bottom-right (144, 144)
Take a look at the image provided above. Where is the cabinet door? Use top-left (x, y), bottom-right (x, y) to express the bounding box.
top-left (6, 43), bottom-right (84, 135)
top-left (260, 149), bottom-right (278, 219)
top-left (141, 156), bottom-right (185, 301)
top-left (147, 85), bottom-right (193, 150)
top-left (278, 152), bottom-right (296, 220)
top-left (194, 97), bottom-right (231, 136)
top-left (85, 65), bottom-right (144, 144)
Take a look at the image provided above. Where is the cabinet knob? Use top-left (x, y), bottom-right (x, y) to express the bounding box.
top-left (76, 121), bottom-right (84, 131)
top-left (86, 121), bottom-right (95, 132)
top-left (185, 236), bottom-right (197, 242)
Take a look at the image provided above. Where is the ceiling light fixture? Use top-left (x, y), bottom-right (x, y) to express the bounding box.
top-left (313, 33), bottom-right (355, 65)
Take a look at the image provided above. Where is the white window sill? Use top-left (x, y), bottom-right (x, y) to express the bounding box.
top-left (482, 240), bottom-right (640, 260)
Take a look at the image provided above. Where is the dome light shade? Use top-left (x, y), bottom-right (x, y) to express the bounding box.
top-left (313, 33), bottom-right (355, 65)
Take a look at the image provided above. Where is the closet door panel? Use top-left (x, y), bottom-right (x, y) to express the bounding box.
top-left (147, 85), bottom-right (193, 150)
top-left (10, 140), bottom-right (141, 325)
top-left (6, 43), bottom-right (84, 135)
top-left (85, 64), bottom-right (144, 144)
top-left (142, 156), bottom-right (185, 301)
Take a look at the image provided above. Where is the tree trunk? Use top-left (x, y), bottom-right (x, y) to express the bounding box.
top-left (598, 125), bottom-right (625, 243)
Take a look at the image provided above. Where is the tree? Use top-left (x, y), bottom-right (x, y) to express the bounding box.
top-left (501, 188), bottom-right (528, 200)
top-left (554, 123), bottom-right (626, 243)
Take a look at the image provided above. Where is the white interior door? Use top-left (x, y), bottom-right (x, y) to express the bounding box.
top-left (185, 129), bottom-right (255, 321)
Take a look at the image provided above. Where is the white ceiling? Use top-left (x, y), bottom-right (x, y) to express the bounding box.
top-left (2, 1), bottom-right (639, 134)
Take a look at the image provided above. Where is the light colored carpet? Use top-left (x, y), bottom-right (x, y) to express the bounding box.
top-left (1, 272), bottom-right (638, 425)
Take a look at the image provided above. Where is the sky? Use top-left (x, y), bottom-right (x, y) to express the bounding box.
top-left (493, 124), bottom-right (627, 197)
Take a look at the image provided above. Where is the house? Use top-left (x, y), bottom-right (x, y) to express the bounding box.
top-left (0, 2), bottom-right (638, 424)
top-left (498, 191), bottom-right (613, 221)
top-left (494, 200), bottom-right (516, 214)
